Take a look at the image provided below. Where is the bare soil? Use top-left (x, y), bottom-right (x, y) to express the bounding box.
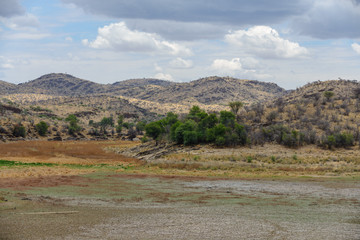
top-left (0, 140), bottom-right (359, 239)
top-left (1, 173), bottom-right (359, 240)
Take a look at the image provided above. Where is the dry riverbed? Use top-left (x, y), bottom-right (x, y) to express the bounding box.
top-left (0, 140), bottom-right (360, 239)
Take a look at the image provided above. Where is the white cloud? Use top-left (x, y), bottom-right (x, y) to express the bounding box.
top-left (210, 58), bottom-right (272, 80)
top-left (211, 58), bottom-right (243, 74)
top-left (169, 58), bottom-right (193, 69)
top-left (225, 26), bottom-right (308, 58)
top-left (352, 43), bottom-right (360, 54)
top-left (83, 22), bottom-right (192, 56)
top-left (154, 72), bottom-right (174, 81)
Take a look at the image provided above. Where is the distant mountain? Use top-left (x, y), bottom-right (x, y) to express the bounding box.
top-left (17, 73), bottom-right (107, 95)
top-left (0, 80), bottom-right (17, 95)
top-left (122, 76), bottom-right (286, 105)
top-left (1, 74), bottom-right (286, 105)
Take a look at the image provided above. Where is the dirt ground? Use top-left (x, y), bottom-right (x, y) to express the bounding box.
top-left (0, 140), bottom-right (360, 239)
top-left (1, 173), bottom-right (359, 240)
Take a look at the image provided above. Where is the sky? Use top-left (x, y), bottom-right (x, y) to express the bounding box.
top-left (0, 0), bottom-right (360, 89)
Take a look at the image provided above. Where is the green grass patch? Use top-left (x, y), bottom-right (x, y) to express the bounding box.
top-left (0, 159), bottom-right (134, 171)
top-left (0, 159), bottom-right (57, 167)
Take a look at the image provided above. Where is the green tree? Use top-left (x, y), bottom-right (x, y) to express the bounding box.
top-left (174, 120), bottom-right (197, 144)
top-left (99, 117), bottom-right (114, 134)
top-left (220, 111), bottom-right (235, 127)
top-left (183, 131), bottom-right (198, 146)
top-left (145, 122), bottom-right (163, 144)
top-left (36, 121), bottom-right (49, 136)
top-left (187, 106), bottom-right (207, 122)
top-left (65, 114), bottom-right (81, 135)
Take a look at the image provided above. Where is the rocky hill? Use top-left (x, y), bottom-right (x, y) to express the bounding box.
top-left (1, 74), bottom-right (286, 106)
top-left (17, 73), bottom-right (107, 95)
top-left (137, 76), bottom-right (286, 105)
top-left (241, 79), bottom-right (360, 146)
top-left (0, 80), bottom-right (17, 95)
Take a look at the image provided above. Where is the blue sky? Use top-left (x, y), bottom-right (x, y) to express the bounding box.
top-left (0, 0), bottom-right (360, 89)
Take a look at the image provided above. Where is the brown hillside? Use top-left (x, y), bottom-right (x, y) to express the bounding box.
top-left (18, 73), bottom-right (107, 95)
top-left (0, 80), bottom-right (17, 95)
top-left (2, 74), bottom-right (286, 106)
top-left (242, 79), bottom-right (360, 145)
top-left (110, 76), bottom-right (286, 106)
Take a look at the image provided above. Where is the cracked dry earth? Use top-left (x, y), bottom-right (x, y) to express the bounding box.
top-left (1, 173), bottom-right (359, 240)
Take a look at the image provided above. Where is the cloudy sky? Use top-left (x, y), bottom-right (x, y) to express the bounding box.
top-left (0, 0), bottom-right (360, 89)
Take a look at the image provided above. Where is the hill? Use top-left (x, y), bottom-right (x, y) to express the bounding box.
top-left (0, 80), bottom-right (17, 95)
top-left (2, 74), bottom-right (286, 106)
top-left (138, 76), bottom-right (286, 105)
top-left (17, 73), bottom-right (107, 95)
top-left (240, 79), bottom-right (360, 146)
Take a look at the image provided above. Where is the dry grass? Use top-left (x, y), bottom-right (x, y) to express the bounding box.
top-left (0, 140), bottom-right (140, 164)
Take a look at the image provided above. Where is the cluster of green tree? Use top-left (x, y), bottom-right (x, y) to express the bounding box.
top-left (145, 104), bottom-right (355, 149)
top-left (145, 106), bottom-right (248, 146)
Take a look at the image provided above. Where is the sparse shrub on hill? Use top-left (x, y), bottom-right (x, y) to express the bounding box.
top-left (13, 124), bottom-right (26, 137)
top-left (35, 121), bottom-right (49, 136)
top-left (99, 116), bottom-right (114, 134)
top-left (65, 114), bottom-right (81, 135)
top-left (321, 132), bottom-right (354, 149)
top-left (323, 91), bottom-right (334, 101)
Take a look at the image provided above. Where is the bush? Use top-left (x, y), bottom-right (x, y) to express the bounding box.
top-left (183, 131), bottom-right (198, 146)
top-left (174, 120), bottom-right (197, 144)
top-left (145, 122), bottom-right (163, 141)
top-left (322, 132), bottom-right (354, 149)
top-left (36, 121), bottom-right (49, 136)
top-left (220, 111), bottom-right (235, 127)
top-left (66, 114), bottom-right (81, 135)
top-left (13, 124), bottom-right (26, 137)
top-left (215, 136), bottom-right (226, 146)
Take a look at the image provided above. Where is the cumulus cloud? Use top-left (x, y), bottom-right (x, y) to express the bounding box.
top-left (154, 72), bottom-right (174, 81)
top-left (0, 0), bottom-right (24, 17)
top-left (83, 22), bottom-right (192, 56)
top-left (169, 58), bottom-right (193, 69)
top-left (210, 58), bottom-right (271, 79)
top-left (352, 43), bottom-right (360, 54)
top-left (293, 0), bottom-right (360, 38)
top-left (225, 26), bottom-right (308, 58)
top-left (211, 58), bottom-right (243, 74)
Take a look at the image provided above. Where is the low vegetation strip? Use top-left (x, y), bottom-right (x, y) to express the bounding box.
top-left (0, 159), bottom-right (134, 170)
top-left (0, 160), bottom-right (57, 167)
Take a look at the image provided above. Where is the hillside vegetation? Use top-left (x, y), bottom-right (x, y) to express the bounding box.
top-left (1, 73), bottom-right (359, 149)
top-left (144, 79), bottom-right (360, 150)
